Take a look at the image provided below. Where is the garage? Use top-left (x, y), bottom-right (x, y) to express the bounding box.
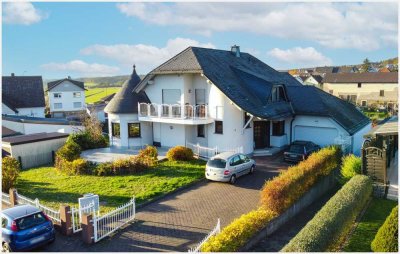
top-left (294, 125), bottom-right (338, 147)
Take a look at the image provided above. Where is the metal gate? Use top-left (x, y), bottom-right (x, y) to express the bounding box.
top-left (71, 202), bottom-right (95, 233)
top-left (363, 146), bottom-right (387, 184)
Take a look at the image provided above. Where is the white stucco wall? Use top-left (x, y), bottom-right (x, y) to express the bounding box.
top-left (108, 113), bottom-right (152, 148)
top-left (352, 123), bottom-right (372, 156)
top-left (2, 119), bottom-right (83, 135)
top-left (48, 81), bottom-right (86, 113)
top-left (2, 103), bottom-right (16, 115)
top-left (16, 107), bottom-right (45, 118)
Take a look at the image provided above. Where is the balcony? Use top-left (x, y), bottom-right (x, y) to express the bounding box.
top-left (138, 103), bottom-right (214, 125)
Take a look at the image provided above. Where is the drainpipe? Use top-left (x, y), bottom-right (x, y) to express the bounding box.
top-left (290, 115), bottom-right (296, 143)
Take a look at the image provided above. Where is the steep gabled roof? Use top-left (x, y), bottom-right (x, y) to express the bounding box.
top-left (2, 76), bottom-right (45, 109)
top-left (47, 78), bottom-right (85, 91)
top-left (323, 72), bottom-right (398, 83)
top-left (309, 74), bottom-right (323, 84)
top-left (105, 66), bottom-right (150, 114)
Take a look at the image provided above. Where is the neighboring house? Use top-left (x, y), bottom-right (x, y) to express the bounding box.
top-left (106, 46), bottom-right (370, 155)
top-left (322, 72), bottom-right (398, 110)
top-left (2, 126), bottom-right (22, 138)
top-left (303, 74), bottom-right (323, 88)
top-left (2, 74), bottom-right (46, 117)
top-left (47, 77), bottom-right (86, 118)
top-left (379, 67), bottom-right (391, 73)
top-left (337, 66), bottom-right (358, 73)
top-left (86, 93), bottom-right (116, 123)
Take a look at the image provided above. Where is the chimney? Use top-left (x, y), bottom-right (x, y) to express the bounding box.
top-left (67, 76), bottom-right (71, 79)
top-left (231, 45), bottom-right (240, 57)
top-left (11, 73), bottom-right (15, 77)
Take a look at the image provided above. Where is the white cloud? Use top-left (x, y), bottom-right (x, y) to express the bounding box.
top-left (268, 47), bottom-right (332, 67)
top-left (40, 60), bottom-right (120, 77)
top-left (81, 37), bottom-right (215, 72)
top-left (3, 2), bottom-right (47, 25)
top-left (117, 2), bottom-right (397, 51)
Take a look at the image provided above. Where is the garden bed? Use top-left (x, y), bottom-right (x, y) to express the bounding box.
top-left (15, 160), bottom-right (205, 213)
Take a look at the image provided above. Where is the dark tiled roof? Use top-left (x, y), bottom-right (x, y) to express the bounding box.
top-left (2, 132), bottom-right (69, 146)
top-left (2, 97), bottom-right (19, 113)
top-left (323, 72), bottom-right (398, 83)
top-left (314, 66), bottom-right (339, 74)
top-left (337, 66), bottom-right (358, 73)
top-left (2, 114), bottom-right (82, 125)
top-left (105, 66), bottom-right (150, 114)
top-left (310, 74), bottom-right (323, 83)
top-left (47, 78), bottom-right (85, 91)
top-left (2, 126), bottom-right (21, 138)
top-left (100, 93), bottom-right (116, 103)
top-left (2, 76), bottom-right (45, 108)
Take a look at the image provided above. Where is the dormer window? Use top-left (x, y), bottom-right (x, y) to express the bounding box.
top-left (270, 85), bottom-right (288, 102)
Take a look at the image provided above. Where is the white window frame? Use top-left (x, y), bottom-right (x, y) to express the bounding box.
top-left (73, 92), bottom-right (81, 98)
top-left (73, 102), bottom-right (82, 108)
top-left (54, 103), bottom-right (62, 109)
top-left (54, 93), bottom-right (62, 98)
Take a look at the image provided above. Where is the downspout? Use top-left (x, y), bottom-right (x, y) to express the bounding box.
top-left (290, 115), bottom-right (296, 143)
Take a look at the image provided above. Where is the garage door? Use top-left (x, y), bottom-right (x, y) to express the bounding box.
top-left (294, 126), bottom-right (338, 147)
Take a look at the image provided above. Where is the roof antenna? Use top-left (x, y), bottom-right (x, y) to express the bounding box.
top-left (133, 64), bottom-right (136, 72)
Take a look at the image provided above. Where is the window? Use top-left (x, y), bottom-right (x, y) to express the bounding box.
top-left (243, 112), bottom-right (251, 128)
top-left (197, 124), bottom-right (205, 137)
top-left (361, 100), bottom-right (367, 107)
top-left (73, 92), bottom-right (81, 98)
top-left (380, 90), bottom-right (384, 97)
top-left (73, 102), bottom-right (82, 108)
top-left (357, 83), bottom-right (362, 88)
top-left (270, 85), bottom-right (287, 102)
top-left (239, 154), bottom-right (250, 163)
top-left (272, 121), bottom-right (285, 136)
top-left (128, 123), bottom-right (140, 138)
top-left (1, 217), bottom-right (7, 228)
top-left (54, 103), bottom-right (62, 109)
top-left (112, 123), bottom-right (120, 137)
top-left (162, 89), bottom-right (181, 104)
top-left (230, 156), bottom-right (241, 166)
top-left (16, 212), bottom-right (46, 230)
top-left (195, 89), bottom-right (206, 105)
top-left (54, 93), bottom-right (61, 98)
top-left (215, 121), bottom-right (223, 134)
top-left (329, 90), bottom-right (334, 94)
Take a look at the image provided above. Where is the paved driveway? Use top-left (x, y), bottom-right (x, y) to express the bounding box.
top-left (41, 154), bottom-right (289, 252)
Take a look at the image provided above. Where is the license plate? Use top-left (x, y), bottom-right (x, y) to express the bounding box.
top-left (30, 236), bottom-right (45, 244)
top-left (290, 155), bottom-right (297, 158)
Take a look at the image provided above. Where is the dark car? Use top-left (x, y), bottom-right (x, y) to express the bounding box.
top-left (284, 141), bottom-right (320, 162)
top-left (1, 205), bottom-right (55, 252)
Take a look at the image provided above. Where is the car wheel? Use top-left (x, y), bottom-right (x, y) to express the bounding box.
top-left (249, 165), bottom-right (255, 174)
top-left (2, 242), bottom-right (12, 252)
top-left (230, 175), bottom-right (236, 184)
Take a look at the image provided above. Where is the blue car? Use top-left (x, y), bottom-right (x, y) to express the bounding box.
top-left (1, 205), bottom-right (55, 252)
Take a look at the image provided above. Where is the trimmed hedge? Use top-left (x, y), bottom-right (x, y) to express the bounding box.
top-left (201, 208), bottom-right (277, 252)
top-left (2, 157), bottom-right (20, 192)
top-left (166, 146), bottom-right (194, 161)
top-left (67, 131), bottom-right (108, 150)
top-left (339, 154), bottom-right (362, 184)
top-left (282, 175), bottom-right (373, 252)
top-left (260, 146), bottom-right (341, 214)
top-left (371, 205), bottom-right (398, 252)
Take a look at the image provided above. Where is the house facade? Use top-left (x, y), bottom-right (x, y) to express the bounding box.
top-left (303, 75), bottom-right (323, 88)
top-left (2, 74), bottom-right (46, 117)
top-left (47, 77), bottom-right (86, 118)
top-left (106, 46), bottom-right (371, 156)
top-left (322, 72), bottom-right (398, 111)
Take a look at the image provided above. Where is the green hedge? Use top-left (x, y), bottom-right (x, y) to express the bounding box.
top-left (339, 154), bottom-right (362, 184)
top-left (260, 146), bottom-right (342, 214)
top-left (2, 157), bottom-right (20, 192)
top-left (282, 175), bottom-right (373, 252)
top-left (166, 146), bottom-right (194, 161)
top-left (371, 205), bottom-right (398, 252)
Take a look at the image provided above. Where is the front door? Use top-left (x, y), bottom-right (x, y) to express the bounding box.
top-left (254, 121), bottom-right (270, 149)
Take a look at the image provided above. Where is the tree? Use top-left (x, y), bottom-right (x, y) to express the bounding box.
top-left (361, 58), bottom-right (371, 72)
top-left (2, 157), bottom-right (20, 192)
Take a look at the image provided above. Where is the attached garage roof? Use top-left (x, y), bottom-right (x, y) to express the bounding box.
top-left (2, 132), bottom-right (69, 146)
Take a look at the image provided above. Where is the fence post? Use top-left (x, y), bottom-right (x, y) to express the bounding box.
top-left (9, 188), bottom-right (18, 206)
top-left (81, 213), bottom-right (94, 244)
top-left (35, 198), bottom-right (40, 208)
top-left (60, 205), bottom-right (73, 236)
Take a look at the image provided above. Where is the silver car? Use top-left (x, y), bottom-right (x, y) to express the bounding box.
top-left (205, 152), bottom-right (256, 184)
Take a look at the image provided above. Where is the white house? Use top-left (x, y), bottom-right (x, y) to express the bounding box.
top-left (303, 74), bottom-right (323, 89)
top-left (47, 77), bottom-right (86, 118)
top-left (322, 72), bottom-right (398, 110)
top-left (106, 46), bottom-right (371, 156)
top-left (2, 74), bottom-right (46, 117)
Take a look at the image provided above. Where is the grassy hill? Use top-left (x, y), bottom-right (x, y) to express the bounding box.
top-left (85, 87), bottom-right (120, 104)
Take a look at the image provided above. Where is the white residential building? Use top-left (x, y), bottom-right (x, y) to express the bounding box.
top-left (106, 46), bottom-right (371, 156)
top-left (47, 77), bottom-right (86, 118)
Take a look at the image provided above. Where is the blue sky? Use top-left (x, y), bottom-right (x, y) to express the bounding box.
top-left (3, 2), bottom-right (398, 79)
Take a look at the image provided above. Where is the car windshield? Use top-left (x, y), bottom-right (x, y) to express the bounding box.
top-left (207, 158), bottom-right (227, 168)
top-left (289, 145), bottom-right (304, 154)
top-left (16, 212), bottom-right (47, 230)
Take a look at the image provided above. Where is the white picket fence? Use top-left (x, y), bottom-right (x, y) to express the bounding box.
top-left (15, 191), bottom-right (61, 223)
top-left (71, 202), bottom-right (96, 233)
top-left (2, 192), bottom-right (11, 205)
top-left (188, 218), bottom-right (221, 252)
top-left (93, 197), bottom-right (136, 242)
top-left (186, 142), bottom-right (244, 159)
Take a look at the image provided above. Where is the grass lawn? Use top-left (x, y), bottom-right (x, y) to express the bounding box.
top-left (343, 197), bottom-right (398, 252)
top-left (16, 160), bottom-right (205, 213)
top-left (85, 87), bottom-right (120, 104)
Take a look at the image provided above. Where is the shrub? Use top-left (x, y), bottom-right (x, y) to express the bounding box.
top-left (56, 140), bottom-right (81, 161)
top-left (71, 158), bottom-right (90, 175)
top-left (2, 157), bottom-right (20, 192)
top-left (371, 205), bottom-right (398, 252)
top-left (93, 155), bottom-right (152, 176)
top-left (67, 131), bottom-right (108, 150)
top-left (166, 146), bottom-right (194, 161)
top-left (339, 154), bottom-right (362, 184)
top-left (282, 175), bottom-right (373, 252)
top-left (201, 208), bottom-right (277, 252)
top-left (260, 146), bottom-right (341, 214)
top-left (95, 162), bottom-right (113, 176)
top-left (138, 145), bottom-right (158, 161)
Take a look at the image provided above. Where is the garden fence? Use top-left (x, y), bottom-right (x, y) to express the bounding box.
top-left (15, 191), bottom-right (61, 223)
top-left (1, 192), bottom-right (11, 205)
top-left (188, 218), bottom-right (221, 252)
top-left (186, 142), bottom-right (244, 159)
top-left (71, 201), bottom-right (96, 233)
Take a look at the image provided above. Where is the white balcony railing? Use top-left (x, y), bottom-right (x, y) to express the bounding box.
top-left (138, 103), bottom-right (209, 120)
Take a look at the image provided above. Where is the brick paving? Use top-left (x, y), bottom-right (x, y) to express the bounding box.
top-left (34, 154), bottom-right (289, 252)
